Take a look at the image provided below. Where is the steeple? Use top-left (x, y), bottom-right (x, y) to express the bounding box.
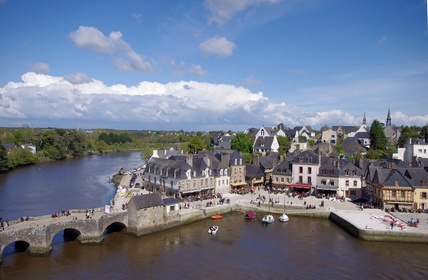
top-left (362, 112), bottom-right (366, 126)
top-left (386, 107), bottom-right (391, 127)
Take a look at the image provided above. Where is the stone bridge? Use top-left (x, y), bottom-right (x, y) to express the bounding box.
top-left (0, 208), bottom-right (129, 262)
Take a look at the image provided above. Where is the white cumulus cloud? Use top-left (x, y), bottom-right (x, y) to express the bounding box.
top-left (69, 26), bottom-right (154, 72)
top-left (189, 65), bottom-right (209, 76)
top-left (199, 36), bottom-right (236, 57)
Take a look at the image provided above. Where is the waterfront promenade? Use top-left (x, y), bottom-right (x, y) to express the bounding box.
top-left (2, 174), bottom-right (428, 261)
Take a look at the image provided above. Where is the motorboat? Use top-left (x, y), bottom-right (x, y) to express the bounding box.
top-left (261, 214), bottom-right (274, 224)
top-left (279, 213), bottom-right (289, 222)
top-left (211, 215), bottom-right (223, 220)
top-left (208, 225), bottom-right (219, 234)
top-left (245, 211), bottom-right (256, 220)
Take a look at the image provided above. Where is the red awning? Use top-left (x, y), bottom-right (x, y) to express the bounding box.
top-left (291, 184), bottom-right (311, 189)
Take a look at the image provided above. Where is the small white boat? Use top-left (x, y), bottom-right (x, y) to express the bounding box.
top-left (261, 214), bottom-right (274, 224)
top-left (279, 213), bottom-right (289, 222)
top-left (208, 225), bottom-right (219, 234)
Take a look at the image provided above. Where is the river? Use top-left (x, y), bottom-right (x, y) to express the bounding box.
top-left (1, 152), bottom-right (428, 279)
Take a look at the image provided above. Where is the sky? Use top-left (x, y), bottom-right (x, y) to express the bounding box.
top-left (1, 0), bottom-right (428, 132)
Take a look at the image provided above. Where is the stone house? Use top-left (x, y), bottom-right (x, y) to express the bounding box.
top-left (127, 193), bottom-right (166, 235)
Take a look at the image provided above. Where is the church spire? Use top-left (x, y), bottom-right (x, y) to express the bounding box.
top-left (363, 111), bottom-right (366, 126)
top-left (386, 107), bottom-right (391, 127)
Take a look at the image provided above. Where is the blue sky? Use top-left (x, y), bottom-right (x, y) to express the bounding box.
top-left (1, 0), bottom-right (428, 131)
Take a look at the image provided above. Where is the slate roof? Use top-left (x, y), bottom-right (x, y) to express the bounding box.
top-left (245, 164), bottom-right (265, 179)
top-left (292, 150), bottom-right (319, 165)
top-left (332, 126), bottom-right (361, 135)
top-left (254, 136), bottom-right (275, 149)
top-left (272, 157), bottom-right (292, 175)
top-left (146, 157), bottom-right (192, 179)
top-left (132, 193), bottom-right (164, 210)
top-left (163, 197), bottom-right (180, 206)
top-left (341, 137), bottom-right (367, 155)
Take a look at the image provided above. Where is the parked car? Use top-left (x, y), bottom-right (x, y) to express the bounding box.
top-left (135, 183), bottom-right (141, 188)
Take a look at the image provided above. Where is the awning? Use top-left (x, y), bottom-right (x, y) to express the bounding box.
top-left (231, 182), bottom-right (247, 187)
top-left (316, 185), bottom-right (338, 191)
top-left (180, 189), bottom-right (200, 194)
top-left (201, 186), bottom-right (215, 190)
top-left (290, 183), bottom-right (311, 189)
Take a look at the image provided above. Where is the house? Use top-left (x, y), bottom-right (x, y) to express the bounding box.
top-left (252, 153), bottom-right (279, 186)
top-left (215, 149), bottom-right (246, 191)
top-left (197, 151), bottom-right (230, 195)
top-left (393, 138), bottom-right (428, 164)
top-left (338, 160), bottom-right (363, 200)
top-left (143, 156), bottom-right (193, 198)
top-left (253, 135), bottom-right (279, 155)
top-left (271, 157), bottom-right (293, 193)
top-left (127, 193), bottom-right (165, 234)
top-left (365, 160), bottom-right (414, 210)
top-left (163, 197), bottom-right (180, 214)
top-left (340, 137), bottom-right (367, 157)
top-left (293, 125), bottom-right (315, 140)
top-left (404, 168), bottom-right (428, 210)
top-left (320, 128), bottom-right (337, 145)
top-left (245, 164), bottom-right (265, 191)
top-left (315, 158), bottom-right (340, 198)
top-left (291, 150), bottom-right (320, 194)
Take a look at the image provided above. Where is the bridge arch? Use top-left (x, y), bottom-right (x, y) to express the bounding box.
top-left (1, 240), bottom-right (30, 261)
top-left (104, 221), bottom-right (127, 234)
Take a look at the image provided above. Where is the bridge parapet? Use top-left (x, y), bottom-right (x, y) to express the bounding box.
top-left (0, 210), bottom-right (129, 262)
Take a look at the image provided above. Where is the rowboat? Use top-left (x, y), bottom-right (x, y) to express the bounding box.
top-left (211, 215), bottom-right (223, 220)
top-left (208, 225), bottom-right (219, 234)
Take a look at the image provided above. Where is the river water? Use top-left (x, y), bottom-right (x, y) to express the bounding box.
top-left (1, 152), bottom-right (428, 279)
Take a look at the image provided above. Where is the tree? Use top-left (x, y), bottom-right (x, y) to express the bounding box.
top-left (369, 120), bottom-right (387, 150)
top-left (397, 126), bottom-right (420, 147)
top-left (0, 142), bottom-right (8, 171)
top-left (187, 136), bottom-right (204, 154)
top-left (277, 135), bottom-right (291, 155)
top-left (231, 133), bottom-right (253, 153)
top-left (420, 125), bottom-right (428, 142)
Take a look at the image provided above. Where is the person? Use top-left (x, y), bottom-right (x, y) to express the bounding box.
top-left (390, 220), bottom-right (394, 230)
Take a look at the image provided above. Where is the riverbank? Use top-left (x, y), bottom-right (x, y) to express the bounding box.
top-left (110, 176), bottom-right (428, 243)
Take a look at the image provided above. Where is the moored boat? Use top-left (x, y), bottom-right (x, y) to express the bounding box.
top-left (245, 211), bottom-right (256, 220)
top-left (211, 215), bottom-right (223, 219)
top-left (208, 225), bottom-right (219, 234)
top-left (279, 213), bottom-right (289, 222)
top-left (261, 214), bottom-right (274, 224)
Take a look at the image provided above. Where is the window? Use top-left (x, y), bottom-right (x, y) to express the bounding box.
top-left (353, 170), bottom-right (357, 176)
top-left (308, 177), bottom-right (312, 184)
top-left (330, 180), bottom-right (334, 186)
top-left (280, 177), bottom-right (284, 182)
top-left (170, 205), bottom-right (175, 211)
top-left (422, 179), bottom-right (427, 187)
top-left (322, 169), bottom-right (327, 175)
top-left (321, 179), bottom-right (326, 185)
top-left (401, 191), bottom-right (405, 198)
top-left (392, 190), bottom-right (396, 197)
top-left (220, 169), bottom-right (223, 176)
top-left (299, 167), bottom-right (303, 174)
top-left (421, 192), bottom-right (427, 199)
top-left (346, 180), bottom-right (349, 186)
top-left (299, 176), bottom-right (303, 183)
top-left (345, 170), bottom-right (349, 176)
top-left (350, 190), bottom-right (356, 196)
top-left (170, 181), bottom-right (173, 188)
top-left (353, 180), bottom-right (358, 187)
top-left (395, 179), bottom-right (399, 186)
top-left (308, 167), bottom-right (312, 174)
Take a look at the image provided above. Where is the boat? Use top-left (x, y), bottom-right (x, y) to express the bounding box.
top-left (208, 225), bottom-right (219, 234)
top-left (245, 211), bottom-right (256, 220)
top-left (211, 215), bottom-right (223, 220)
top-left (261, 214), bottom-right (274, 224)
top-left (279, 213), bottom-right (289, 222)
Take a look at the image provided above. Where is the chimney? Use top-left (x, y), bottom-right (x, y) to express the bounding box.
top-left (204, 154), bottom-right (211, 168)
top-left (186, 154), bottom-right (193, 167)
top-left (253, 154), bottom-right (260, 165)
